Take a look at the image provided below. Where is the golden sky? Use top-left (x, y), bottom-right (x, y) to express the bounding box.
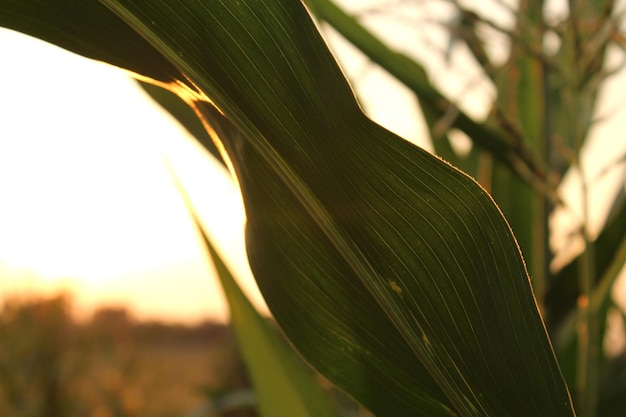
top-left (0, 29), bottom-right (266, 323)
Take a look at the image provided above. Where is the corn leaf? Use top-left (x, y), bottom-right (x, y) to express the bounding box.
top-left (0, 1), bottom-right (576, 416)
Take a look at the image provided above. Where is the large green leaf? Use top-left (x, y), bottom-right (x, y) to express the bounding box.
top-left (0, 1), bottom-right (575, 416)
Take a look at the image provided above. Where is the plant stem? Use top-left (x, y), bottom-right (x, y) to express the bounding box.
top-left (575, 160), bottom-right (598, 417)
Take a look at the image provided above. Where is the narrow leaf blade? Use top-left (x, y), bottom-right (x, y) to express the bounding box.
top-left (170, 163), bottom-right (340, 417)
top-left (202, 223), bottom-right (338, 417)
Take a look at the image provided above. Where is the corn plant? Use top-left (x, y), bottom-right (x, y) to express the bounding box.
top-left (1, 1), bottom-right (625, 416)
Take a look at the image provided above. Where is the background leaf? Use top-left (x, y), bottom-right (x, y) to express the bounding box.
top-left (172, 170), bottom-right (339, 417)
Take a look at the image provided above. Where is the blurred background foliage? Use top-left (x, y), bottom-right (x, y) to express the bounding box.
top-left (0, 293), bottom-right (363, 417)
top-left (0, 293), bottom-right (256, 417)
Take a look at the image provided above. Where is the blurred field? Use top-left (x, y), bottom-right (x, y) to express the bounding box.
top-left (0, 293), bottom-right (256, 417)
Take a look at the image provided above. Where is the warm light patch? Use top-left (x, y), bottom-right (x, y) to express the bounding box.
top-left (0, 29), bottom-right (265, 323)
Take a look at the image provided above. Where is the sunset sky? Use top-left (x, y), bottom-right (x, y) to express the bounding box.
top-left (0, 28), bottom-right (265, 323)
top-left (1, 3), bottom-right (625, 324)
